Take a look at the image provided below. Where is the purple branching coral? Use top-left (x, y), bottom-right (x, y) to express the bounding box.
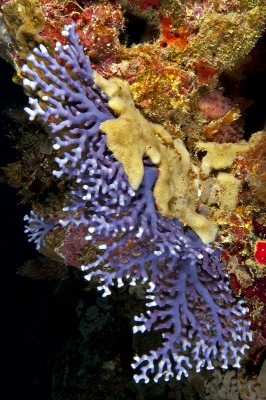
top-left (24, 211), bottom-right (55, 251)
top-left (22, 23), bottom-right (252, 383)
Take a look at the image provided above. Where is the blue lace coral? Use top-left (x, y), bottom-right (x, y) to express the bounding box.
top-left (22, 23), bottom-right (252, 383)
top-left (24, 211), bottom-right (55, 251)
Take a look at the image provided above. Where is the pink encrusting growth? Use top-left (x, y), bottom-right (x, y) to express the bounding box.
top-left (199, 90), bottom-right (232, 120)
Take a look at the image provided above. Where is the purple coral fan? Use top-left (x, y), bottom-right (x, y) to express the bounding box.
top-left (22, 23), bottom-right (252, 383)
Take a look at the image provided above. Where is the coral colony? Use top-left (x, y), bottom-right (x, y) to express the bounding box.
top-left (22, 23), bottom-right (251, 383)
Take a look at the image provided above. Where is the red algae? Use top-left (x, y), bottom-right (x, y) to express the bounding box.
top-left (255, 241), bottom-right (266, 265)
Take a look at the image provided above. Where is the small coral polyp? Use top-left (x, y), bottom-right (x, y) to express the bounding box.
top-left (22, 23), bottom-right (252, 382)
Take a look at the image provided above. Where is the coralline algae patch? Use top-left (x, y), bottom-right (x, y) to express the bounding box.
top-left (225, 248), bottom-right (266, 338)
top-left (193, 133), bottom-right (266, 340)
top-left (242, 276), bottom-right (266, 338)
top-left (110, 2), bottom-right (266, 139)
top-left (1, 0), bottom-right (265, 143)
top-left (0, 0), bottom-right (124, 67)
